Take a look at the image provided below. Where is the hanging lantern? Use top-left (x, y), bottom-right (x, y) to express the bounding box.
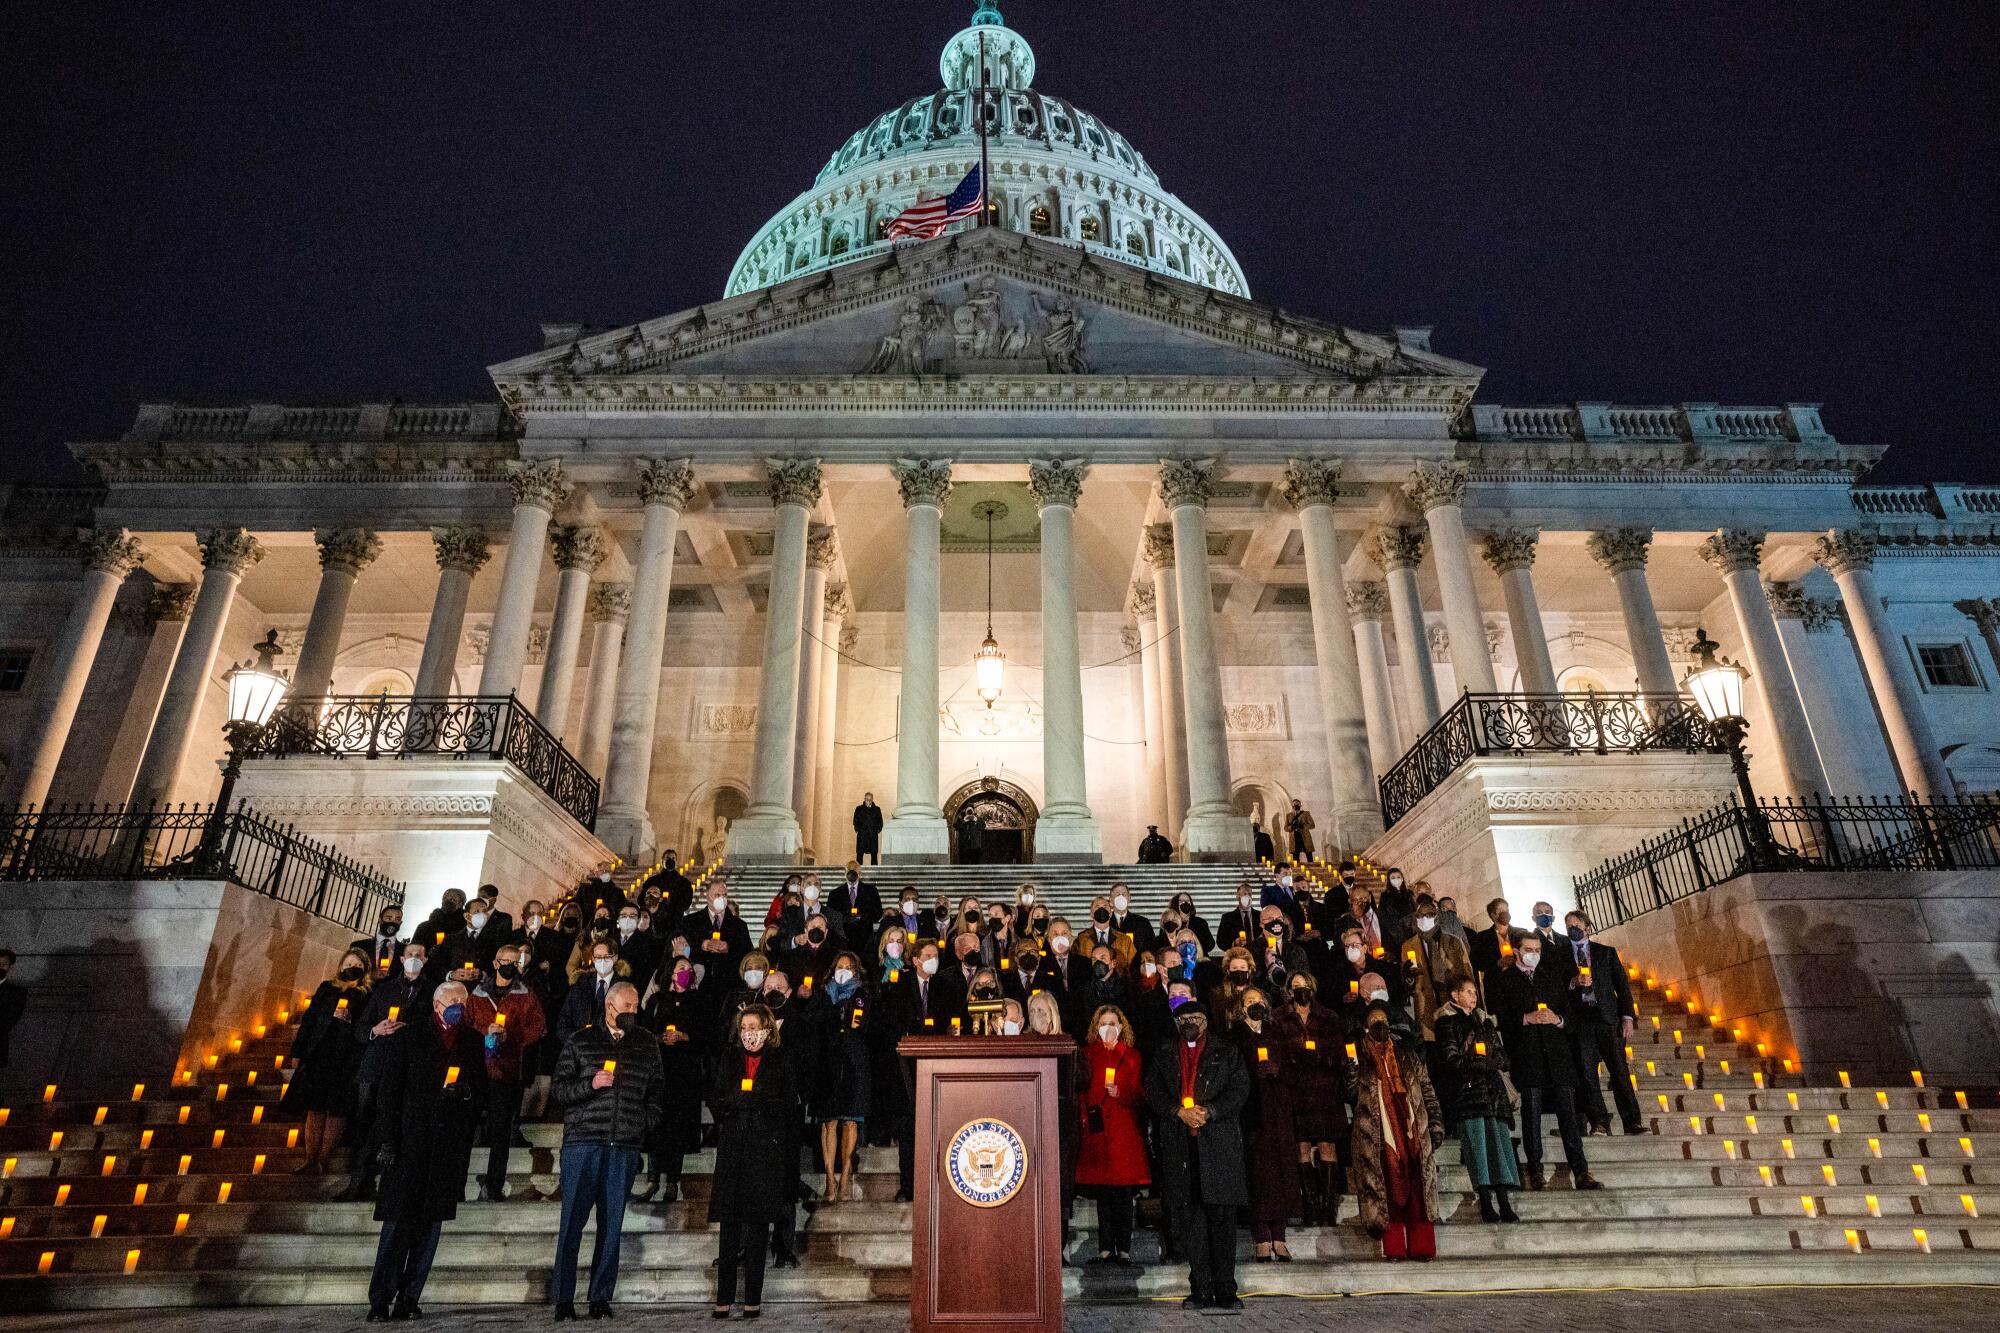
top-left (972, 498), bottom-right (1006, 709)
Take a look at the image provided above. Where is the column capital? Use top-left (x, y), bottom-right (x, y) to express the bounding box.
top-left (806, 528), bottom-right (840, 572)
top-left (145, 581), bottom-right (197, 625)
top-left (891, 457), bottom-right (951, 509)
top-left (1121, 624), bottom-right (1142, 654)
top-left (1345, 580), bottom-right (1390, 624)
top-left (840, 624), bottom-right (858, 655)
top-left (508, 459), bottom-right (572, 514)
top-left (1765, 580), bottom-right (1811, 620)
top-left (1027, 458), bottom-right (1088, 509)
top-left (1697, 528), bottom-right (1766, 575)
top-left (1402, 460), bottom-right (1468, 513)
top-left (824, 581), bottom-right (852, 620)
top-left (313, 526), bottom-right (382, 576)
top-left (78, 527), bottom-right (146, 577)
top-left (432, 522), bottom-right (492, 575)
top-left (585, 581), bottom-right (631, 624)
top-left (198, 527), bottom-right (265, 575)
top-left (1813, 527), bottom-right (1878, 577)
top-left (551, 524), bottom-right (610, 573)
top-left (766, 457), bottom-right (824, 510)
top-left (1142, 523), bottom-right (1176, 570)
top-left (1479, 526), bottom-right (1541, 574)
top-left (1157, 457), bottom-right (1216, 510)
top-left (1375, 525), bottom-right (1428, 572)
top-left (1280, 457), bottom-right (1342, 511)
top-left (1801, 598), bottom-right (1845, 634)
top-left (1955, 597), bottom-right (2000, 632)
top-left (1130, 581), bottom-right (1157, 617)
top-left (636, 457), bottom-right (698, 510)
top-left (1586, 526), bottom-right (1653, 574)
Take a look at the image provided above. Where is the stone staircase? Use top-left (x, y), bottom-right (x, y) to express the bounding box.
top-left (2, 935), bottom-right (1995, 1308)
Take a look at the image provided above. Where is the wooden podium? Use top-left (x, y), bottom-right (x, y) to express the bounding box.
top-left (898, 1035), bottom-right (1071, 1333)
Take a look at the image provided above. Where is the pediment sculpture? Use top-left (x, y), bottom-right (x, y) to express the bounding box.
top-left (861, 276), bottom-right (1088, 375)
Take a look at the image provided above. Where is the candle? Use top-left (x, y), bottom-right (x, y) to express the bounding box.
top-left (1304, 1039), bottom-right (1316, 1051)
top-left (495, 1013), bottom-right (506, 1029)
top-left (131, 1084), bottom-right (145, 1101)
top-left (602, 1060), bottom-right (616, 1074)
top-left (951, 1017), bottom-right (961, 1032)
top-left (1580, 966), bottom-right (1592, 982)
top-left (1181, 1096), bottom-right (1195, 1109)
top-left (1105, 1067), bottom-right (1116, 1087)
top-left (1349, 980), bottom-right (1359, 994)
top-left (712, 930), bottom-right (721, 941)
top-left (1256, 1046), bottom-right (1269, 1062)
top-left (740, 1077), bottom-right (755, 1092)
top-left (124, 1248), bottom-right (141, 1275)
top-left (1345, 1042), bottom-right (1358, 1060)
top-left (132, 1183), bottom-right (147, 1206)
top-left (1536, 1002), bottom-right (1548, 1011)
top-left (1911, 1070), bottom-right (1925, 1088)
top-left (54, 1184), bottom-right (70, 1206)
top-left (924, 1017), bottom-right (935, 1027)
top-left (387, 1006), bottom-right (400, 1022)
top-left (216, 1181), bottom-right (232, 1204)
top-left (1474, 1041), bottom-right (1487, 1056)
top-left (444, 1067), bottom-right (460, 1086)
top-left (335, 998), bottom-right (349, 1015)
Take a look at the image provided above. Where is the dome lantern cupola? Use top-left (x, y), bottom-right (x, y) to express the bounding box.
top-left (941, 6), bottom-right (1034, 92)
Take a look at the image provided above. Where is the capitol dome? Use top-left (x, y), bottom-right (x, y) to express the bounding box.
top-left (724, 5), bottom-right (1249, 299)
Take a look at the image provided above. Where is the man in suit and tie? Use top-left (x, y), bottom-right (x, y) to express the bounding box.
top-left (350, 905), bottom-right (406, 979)
top-left (1525, 901), bottom-right (1570, 966)
top-left (1562, 910), bottom-right (1641, 1135)
top-left (1216, 883), bottom-right (1261, 955)
top-left (1031, 918), bottom-right (1093, 1036)
top-left (1081, 897), bottom-right (1138, 973)
top-left (892, 941), bottom-right (953, 1201)
top-left (1258, 867), bottom-right (1307, 931)
top-left (677, 879), bottom-right (751, 1016)
top-left (827, 862), bottom-right (883, 944)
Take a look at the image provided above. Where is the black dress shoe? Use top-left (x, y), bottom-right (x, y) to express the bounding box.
top-left (1526, 1167), bottom-right (1546, 1191)
top-left (390, 1301), bottom-right (422, 1321)
top-left (1182, 1297), bottom-right (1207, 1311)
top-left (1574, 1172), bottom-right (1605, 1191)
top-left (554, 1303), bottom-right (577, 1322)
top-left (892, 1189), bottom-right (912, 1203)
top-left (365, 1307), bottom-right (390, 1322)
top-left (1211, 1297), bottom-right (1245, 1314)
top-left (589, 1301), bottom-right (613, 1320)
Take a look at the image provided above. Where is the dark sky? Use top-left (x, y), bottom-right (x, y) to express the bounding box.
top-left (5, 1), bottom-right (1996, 483)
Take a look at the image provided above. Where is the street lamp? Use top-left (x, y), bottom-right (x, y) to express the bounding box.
top-left (198, 631), bottom-right (289, 872)
top-left (1681, 627), bottom-right (1777, 866)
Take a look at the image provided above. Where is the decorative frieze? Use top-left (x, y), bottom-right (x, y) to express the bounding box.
top-left (1345, 581), bottom-right (1389, 623)
top-left (1222, 702), bottom-right (1287, 739)
top-left (1279, 458), bottom-right (1342, 511)
top-left (696, 703), bottom-right (759, 737)
top-left (1027, 458), bottom-right (1088, 509)
top-left (1403, 460), bottom-right (1468, 513)
top-left (1696, 529), bottom-right (1766, 575)
top-left (1375, 525), bottom-right (1427, 572)
top-left (1800, 599), bottom-right (1845, 634)
top-left (79, 527), bottom-right (146, 577)
top-left (551, 525), bottom-right (610, 573)
top-left (1120, 624), bottom-right (1141, 654)
top-left (636, 457), bottom-right (698, 509)
top-left (1764, 581), bottom-right (1811, 620)
top-left (313, 527), bottom-right (382, 576)
top-left (432, 523), bottom-right (492, 575)
top-left (1158, 458), bottom-right (1217, 510)
top-left (1955, 597), bottom-right (2000, 632)
top-left (1585, 527), bottom-right (1652, 575)
top-left (892, 458), bottom-right (952, 509)
top-left (1480, 527), bottom-right (1541, 574)
top-left (198, 528), bottom-right (265, 575)
top-left (585, 582), bottom-right (631, 624)
top-left (1812, 528), bottom-right (1878, 577)
top-left (508, 459), bottom-right (572, 513)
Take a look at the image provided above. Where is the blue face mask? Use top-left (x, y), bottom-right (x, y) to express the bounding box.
top-left (1533, 912), bottom-right (1555, 929)
top-left (1566, 924), bottom-right (1587, 941)
top-left (1178, 940), bottom-right (1199, 971)
top-left (441, 1002), bottom-right (466, 1026)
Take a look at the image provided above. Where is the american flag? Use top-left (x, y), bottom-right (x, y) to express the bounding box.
top-left (886, 166), bottom-right (984, 241)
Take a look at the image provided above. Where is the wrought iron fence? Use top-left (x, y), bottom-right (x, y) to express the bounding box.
top-left (1377, 692), bottom-right (1715, 826)
top-left (0, 802), bottom-right (406, 931)
top-left (1574, 792), bottom-right (2000, 929)
top-left (250, 694), bottom-right (599, 830)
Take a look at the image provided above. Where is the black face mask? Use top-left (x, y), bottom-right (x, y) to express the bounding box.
top-left (1291, 989), bottom-right (1312, 1006)
top-left (807, 928), bottom-right (825, 945)
top-left (1091, 961), bottom-right (1111, 980)
top-left (496, 963), bottom-right (518, 983)
top-left (1367, 1020), bottom-right (1390, 1043)
top-left (1092, 908), bottom-right (1110, 924)
top-left (379, 921), bottom-right (398, 937)
top-left (1245, 1003), bottom-right (1267, 1022)
top-left (972, 986), bottom-right (999, 1001)
top-left (338, 966), bottom-right (365, 982)
top-left (1227, 970), bottom-right (1250, 982)
top-left (762, 991), bottom-right (788, 1009)
top-left (1176, 1018), bottom-right (1205, 1041)
top-left (614, 1011), bottom-right (638, 1033)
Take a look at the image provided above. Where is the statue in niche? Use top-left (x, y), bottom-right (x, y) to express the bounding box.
top-left (1032, 294), bottom-right (1089, 373)
top-left (864, 296), bottom-right (943, 373)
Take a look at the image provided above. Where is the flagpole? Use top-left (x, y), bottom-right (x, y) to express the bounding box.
top-left (976, 30), bottom-right (992, 228)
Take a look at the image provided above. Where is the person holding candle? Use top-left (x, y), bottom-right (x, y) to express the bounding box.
top-left (1212, 946), bottom-right (1258, 1032)
top-left (678, 880), bottom-right (751, 1006)
top-left (551, 980), bottom-right (663, 1320)
top-left (1232, 984), bottom-right (1299, 1261)
top-left (1434, 974), bottom-right (1520, 1222)
top-left (468, 943), bottom-right (547, 1202)
top-left (1349, 1002), bottom-right (1445, 1262)
top-left (813, 950), bottom-right (871, 1204)
top-left (365, 979), bottom-right (484, 1321)
top-left (1561, 910), bottom-right (1641, 1137)
top-left (1490, 937), bottom-right (1601, 1192)
top-left (1398, 894), bottom-right (1475, 1092)
top-left (827, 862), bottom-right (882, 941)
top-left (1217, 882), bottom-right (1260, 955)
top-left (1282, 971), bottom-right (1352, 1225)
top-left (284, 945), bottom-right (375, 1176)
top-left (635, 954), bottom-right (705, 1202)
top-left (1077, 1004), bottom-right (1148, 1265)
top-left (1468, 897), bottom-right (1521, 1005)
top-left (558, 940), bottom-right (629, 1048)
top-left (710, 1005), bottom-right (799, 1320)
top-left (1162, 891), bottom-right (1215, 958)
top-left (339, 940), bottom-right (433, 1202)
top-left (1143, 999), bottom-right (1249, 1311)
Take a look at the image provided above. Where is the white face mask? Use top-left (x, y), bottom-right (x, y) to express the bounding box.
top-left (618, 918), bottom-right (637, 935)
top-left (740, 1027), bottom-right (768, 1052)
top-left (803, 887), bottom-right (819, 902)
top-left (1366, 987), bottom-right (1388, 1003)
top-left (468, 912), bottom-right (488, 931)
top-left (1113, 896), bottom-right (1128, 913)
top-left (920, 957), bottom-right (938, 976)
top-left (1238, 896), bottom-right (1252, 910)
top-left (1098, 1023), bottom-right (1120, 1045)
top-left (526, 915), bottom-right (541, 932)
top-left (402, 957), bottom-right (424, 977)
top-left (742, 969), bottom-right (766, 989)
top-left (1345, 946), bottom-right (1364, 963)
top-left (1001, 1019), bottom-right (1022, 1036)
top-left (832, 968), bottom-right (855, 985)
top-left (593, 958), bottom-right (616, 978)
top-left (901, 900), bottom-right (917, 914)
top-left (1142, 960), bottom-right (1158, 977)
top-left (1051, 936), bottom-right (1071, 954)
top-left (1279, 875), bottom-right (1293, 888)
top-left (1022, 892), bottom-right (1035, 905)
top-left (1389, 876), bottom-right (1405, 889)
top-left (1416, 916), bottom-right (1437, 933)
top-left (711, 897), bottom-right (728, 914)
top-left (1519, 953), bottom-right (1541, 971)
top-left (886, 941), bottom-right (904, 959)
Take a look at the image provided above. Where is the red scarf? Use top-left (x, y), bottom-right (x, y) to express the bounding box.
top-left (743, 1053), bottom-right (763, 1083)
top-left (1177, 1036), bottom-right (1205, 1105)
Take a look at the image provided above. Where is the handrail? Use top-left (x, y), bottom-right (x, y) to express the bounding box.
top-left (250, 694), bottom-right (599, 831)
top-left (1378, 691), bottom-right (1715, 826)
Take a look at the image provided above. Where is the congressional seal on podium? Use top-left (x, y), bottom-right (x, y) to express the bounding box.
top-left (945, 1117), bottom-right (1028, 1208)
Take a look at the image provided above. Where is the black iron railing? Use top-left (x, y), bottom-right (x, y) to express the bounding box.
top-left (1377, 692), bottom-right (1715, 825)
top-left (1574, 792), bottom-right (2000, 929)
top-left (250, 694), bottom-right (599, 830)
top-left (0, 802), bottom-right (406, 931)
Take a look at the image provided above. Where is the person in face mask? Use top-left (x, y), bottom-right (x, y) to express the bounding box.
top-left (467, 944), bottom-right (548, 1201)
top-left (829, 860), bottom-right (881, 928)
top-left (430, 891), bottom-right (503, 981)
top-left (363, 979), bottom-right (486, 1321)
top-left (1280, 972), bottom-right (1350, 1227)
top-left (1088, 945), bottom-right (1124, 1004)
top-left (1260, 866), bottom-right (1307, 933)
top-left (1231, 983), bottom-right (1301, 1261)
top-left (1106, 884), bottom-right (1157, 952)
top-left (1433, 973), bottom-right (1520, 1224)
top-left (615, 907), bottom-right (663, 997)
top-left (285, 946), bottom-right (376, 1176)
top-left (1166, 892), bottom-right (1215, 958)
top-left (635, 953), bottom-right (705, 1202)
top-left (1562, 910), bottom-right (1641, 1138)
top-left (1489, 937), bottom-right (1600, 1192)
top-left (719, 951), bottom-right (773, 1038)
top-left (1010, 883), bottom-right (1039, 935)
top-left (1143, 999), bottom-right (1249, 1311)
top-left (635, 849), bottom-right (695, 927)
top-left (1528, 900), bottom-right (1563, 950)
top-left (1350, 1003), bottom-right (1445, 1263)
top-left (420, 888), bottom-right (467, 953)
top-left (1432, 894), bottom-right (1471, 950)
top-left (1468, 896), bottom-right (1520, 998)
top-left (341, 941), bottom-right (436, 1201)
top-left (576, 861), bottom-right (628, 927)
top-left (998, 998), bottom-right (1025, 1036)
top-left (784, 915), bottom-right (838, 998)
top-left (1213, 946), bottom-right (1257, 1032)
top-left (709, 1005), bottom-right (799, 1319)
top-left (558, 941), bottom-right (626, 1046)
top-left (812, 951), bottom-right (871, 1203)
top-left (1375, 867), bottom-right (1416, 947)
top-left (1036, 918), bottom-right (1089, 1034)
top-left (885, 888), bottom-right (923, 939)
top-left (1396, 894), bottom-right (1475, 1088)
top-left (677, 880), bottom-right (750, 993)
top-left (1254, 906), bottom-right (1306, 983)
top-left (1285, 800), bottom-right (1317, 861)
top-left (1077, 1004), bottom-right (1148, 1264)
top-left (552, 981), bottom-right (664, 1320)
top-left (887, 941), bottom-right (943, 1202)
top-left (349, 907), bottom-right (405, 974)
top-left (1219, 881), bottom-right (1260, 953)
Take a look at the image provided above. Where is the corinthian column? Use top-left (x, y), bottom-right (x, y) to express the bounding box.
top-left (291, 528), bottom-right (381, 699)
top-left (4, 529), bottom-right (147, 809)
top-left (1586, 528), bottom-right (1678, 694)
top-left (1158, 460), bottom-right (1251, 860)
top-left (1481, 528), bottom-right (1558, 694)
top-left (537, 525), bottom-right (608, 737)
top-left (881, 459), bottom-right (952, 862)
top-left (1346, 581), bottom-right (1401, 777)
top-left (414, 525), bottom-right (490, 696)
top-left (791, 529), bottom-right (837, 854)
top-left (1814, 529), bottom-right (1955, 796)
top-left (1697, 530), bottom-right (1830, 800)
top-left (1403, 462), bottom-right (1496, 693)
top-left (1143, 527), bottom-right (1192, 839)
top-left (129, 528), bottom-right (265, 811)
top-left (597, 459), bottom-right (695, 857)
top-left (733, 458), bottom-right (823, 860)
top-left (1130, 582), bottom-right (1172, 833)
top-left (577, 582), bottom-right (629, 779)
top-left (1376, 526), bottom-right (1442, 728)
top-left (811, 585), bottom-right (851, 861)
top-left (479, 460), bottom-right (572, 699)
top-left (1956, 598), bottom-right (2000, 679)
top-left (1282, 458), bottom-right (1380, 847)
top-left (1029, 458), bottom-right (1102, 860)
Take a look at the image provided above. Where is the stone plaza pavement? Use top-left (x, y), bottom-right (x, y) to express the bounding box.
top-left (2, 1288), bottom-right (1992, 1332)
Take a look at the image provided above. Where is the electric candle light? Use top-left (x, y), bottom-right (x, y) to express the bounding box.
top-left (252, 1154), bottom-right (266, 1175)
top-left (212, 1130), bottom-right (225, 1148)
top-left (1757, 1042), bottom-right (1769, 1057)
top-left (124, 1249), bottom-right (140, 1275)
top-left (1913, 1163), bottom-right (1928, 1185)
top-left (1843, 1228), bottom-right (1862, 1254)
top-left (1305, 1039), bottom-right (1316, 1051)
top-left (139, 1131), bottom-right (152, 1150)
top-left (37, 1252), bottom-right (53, 1277)
top-left (216, 1181), bottom-right (232, 1203)
top-left (1753, 1071), bottom-right (1766, 1089)
top-left (251, 1105), bottom-right (263, 1125)
top-left (1349, 980), bottom-right (1359, 995)
top-left (43, 1084), bottom-right (56, 1103)
top-left (228, 1037), bottom-right (242, 1054)
top-left (1689, 1116), bottom-right (1703, 1135)
top-left (444, 1067), bottom-right (460, 1087)
top-left (1827, 1113), bottom-right (1840, 1134)
top-left (602, 1060), bottom-right (616, 1075)
top-left (1257, 1047), bottom-right (1269, 1063)
top-left (1787, 1092), bottom-right (1800, 1110)
top-left (1673, 1029), bottom-right (1683, 1045)
top-left (1684, 1073), bottom-right (1696, 1090)
top-left (1652, 1016), bottom-right (1661, 1029)
top-left (1105, 1067), bottom-right (1116, 1087)
top-left (1695, 1044), bottom-right (1706, 1059)
top-left (215, 1083), bottom-right (229, 1101)
top-left (1783, 1058), bottom-right (1795, 1074)
top-left (48, 1131), bottom-right (63, 1151)
top-left (1963, 1195), bottom-right (1979, 1218)
top-left (54, 1184), bottom-right (70, 1206)
top-left (1536, 1002), bottom-right (1548, 1012)
top-left (130, 1083), bottom-right (145, 1102)
top-left (1876, 1091), bottom-right (1889, 1110)
top-left (1, 1158), bottom-right (14, 1179)
top-left (1912, 1228), bottom-right (1931, 1254)
top-left (1839, 1070), bottom-right (1852, 1089)
top-left (1800, 1195), bottom-right (1817, 1217)
top-left (1345, 1043), bottom-right (1358, 1060)
top-left (740, 1077), bottom-right (755, 1092)
top-left (1956, 1091), bottom-right (1970, 1109)
top-left (1181, 1096), bottom-right (1195, 1109)
top-left (1713, 1092), bottom-right (1726, 1110)
top-left (951, 1018), bottom-right (962, 1033)
top-left (1746, 1115), bottom-right (1759, 1134)
top-left (1911, 1070), bottom-right (1925, 1088)
top-left (1646, 1061), bottom-right (1657, 1076)
top-left (176, 1155), bottom-right (191, 1175)
top-left (1865, 1194), bottom-right (1881, 1218)
top-left (1724, 1138), bottom-right (1737, 1159)
top-left (1782, 1138), bottom-right (1796, 1159)
top-left (286, 1129), bottom-right (299, 1148)
top-left (387, 1006), bottom-right (400, 1022)
top-left (174, 1213), bottom-right (189, 1236)
top-left (1474, 1041), bottom-right (1487, 1056)
top-left (1868, 1137), bottom-right (1882, 1159)
top-left (101, 1154), bottom-right (117, 1176)
top-left (0, 1218), bottom-right (10, 1239)
top-left (1657, 1094), bottom-right (1671, 1113)
top-left (91, 1215), bottom-right (106, 1239)
top-left (93, 1106), bottom-right (107, 1126)
top-left (132, 1183), bottom-right (147, 1206)
top-left (0, 1108), bottom-right (7, 1127)
top-left (1822, 1164), bottom-right (1838, 1186)
top-left (1721, 1060), bottom-right (1732, 1075)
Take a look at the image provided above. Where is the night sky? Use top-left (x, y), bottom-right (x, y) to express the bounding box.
top-left (5, 1), bottom-right (1995, 483)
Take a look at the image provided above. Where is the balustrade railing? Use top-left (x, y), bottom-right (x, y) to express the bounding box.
top-left (1377, 691), bottom-right (1715, 826)
top-left (248, 694), bottom-right (599, 830)
top-left (1574, 792), bottom-right (2000, 929)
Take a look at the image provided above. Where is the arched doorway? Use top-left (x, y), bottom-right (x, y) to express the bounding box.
top-left (943, 778), bottom-right (1039, 865)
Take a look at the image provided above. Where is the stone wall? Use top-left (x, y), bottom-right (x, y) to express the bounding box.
top-left (0, 880), bottom-right (354, 1098)
top-left (1597, 868), bottom-right (2000, 1085)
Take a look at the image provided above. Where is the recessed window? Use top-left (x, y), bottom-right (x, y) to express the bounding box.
top-left (0, 652), bottom-right (30, 692)
top-left (1029, 205), bottom-right (1051, 236)
top-left (1126, 231), bottom-right (1146, 257)
top-left (829, 233), bottom-right (849, 257)
top-left (1916, 642), bottom-right (1980, 689)
top-left (1080, 215), bottom-right (1100, 242)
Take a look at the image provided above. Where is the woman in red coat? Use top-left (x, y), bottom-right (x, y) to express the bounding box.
top-left (1075, 1003), bottom-right (1150, 1265)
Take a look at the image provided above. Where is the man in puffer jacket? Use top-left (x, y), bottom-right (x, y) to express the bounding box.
top-left (549, 981), bottom-right (664, 1320)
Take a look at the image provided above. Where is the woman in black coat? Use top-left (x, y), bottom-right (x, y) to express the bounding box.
top-left (1280, 973), bottom-right (1354, 1225)
top-left (1434, 975), bottom-right (1521, 1222)
top-left (365, 980), bottom-right (486, 1320)
top-left (852, 794), bottom-right (883, 864)
top-left (1232, 985), bottom-right (1298, 1261)
top-left (285, 946), bottom-right (376, 1175)
top-left (637, 960), bottom-right (707, 1202)
top-left (710, 1004), bottom-right (799, 1319)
